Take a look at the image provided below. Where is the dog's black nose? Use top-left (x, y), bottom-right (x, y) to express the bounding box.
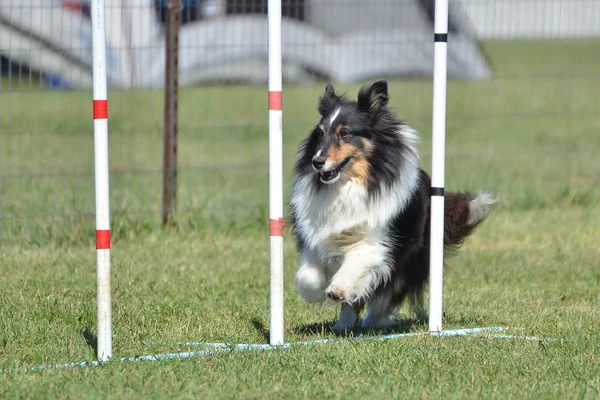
top-left (312, 157), bottom-right (325, 170)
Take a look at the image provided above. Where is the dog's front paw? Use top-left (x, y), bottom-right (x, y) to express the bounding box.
top-left (325, 286), bottom-right (346, 303)
top-left (325, 284), bottom-right (361, 304)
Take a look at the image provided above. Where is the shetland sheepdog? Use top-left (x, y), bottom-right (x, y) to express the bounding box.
top-left (289, 80), bottom-right (494, 332)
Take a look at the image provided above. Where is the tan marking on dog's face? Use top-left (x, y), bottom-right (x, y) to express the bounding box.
top-left (323, 140), bottom-right (372, 183)
top-left (348, 157), bottom-right (370, 183)
top-left (326, 142), bottom-right (356, 165)
top-left (334, 124), bottom-right (344, 137)
top-left (361, 138), bottom-right (374, 155)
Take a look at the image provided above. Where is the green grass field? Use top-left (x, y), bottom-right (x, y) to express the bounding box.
top-left (1, 39), bottom-right (599, 398)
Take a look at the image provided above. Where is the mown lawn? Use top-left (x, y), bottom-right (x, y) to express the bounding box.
top-left (0, 39), bottom-right (599, 399)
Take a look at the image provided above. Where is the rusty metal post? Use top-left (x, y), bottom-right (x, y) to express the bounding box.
top-left (162, 0), bottom-right (181, 226)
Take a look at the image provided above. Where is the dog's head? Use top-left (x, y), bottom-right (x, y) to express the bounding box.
top-left (299, 80), bottom-right (391, 185)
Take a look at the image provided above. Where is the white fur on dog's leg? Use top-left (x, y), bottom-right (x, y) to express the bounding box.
top-left (325, 238), bottom-right (391, 304)
top-left (294, 249), bottom-right (327, 303)
top-left (332, 303), bottom-right (358, 333)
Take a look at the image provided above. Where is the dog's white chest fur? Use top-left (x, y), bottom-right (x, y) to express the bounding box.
top-left (291, 160), bottom-right (419, 256)
top-left (291, 177), bottom-right (374, 258)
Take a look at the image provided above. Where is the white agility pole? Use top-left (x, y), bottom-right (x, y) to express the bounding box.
top-left (267, 0), bottom-right (285, 346)
top-left (91, 0), bottom-right (112, 360)
top-left (429, 0), bottom-right (449, 333)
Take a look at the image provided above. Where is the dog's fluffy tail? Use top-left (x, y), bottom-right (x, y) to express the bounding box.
top-left (442, 191), bottom-right (496, 255)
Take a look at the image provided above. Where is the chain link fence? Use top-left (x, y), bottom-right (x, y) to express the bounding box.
top-left (1, 0), bottom-right (598, 245)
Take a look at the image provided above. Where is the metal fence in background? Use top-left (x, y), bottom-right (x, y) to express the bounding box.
top-left (0, 0), bottom-right (598, 244)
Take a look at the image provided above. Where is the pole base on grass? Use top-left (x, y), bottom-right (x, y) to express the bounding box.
top-left (1, 327), bottom-right (565, 374)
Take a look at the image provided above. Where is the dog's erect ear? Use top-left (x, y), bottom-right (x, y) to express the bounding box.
top-left (318, 83), bottom-right (339, 116)
top-left (357, 80), bottom-right (389, 113)
top-left (325, 83), bottom-right (335, 97)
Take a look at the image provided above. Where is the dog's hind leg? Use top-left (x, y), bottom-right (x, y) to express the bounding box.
top-left (408, 290), bottom-right (427, 322)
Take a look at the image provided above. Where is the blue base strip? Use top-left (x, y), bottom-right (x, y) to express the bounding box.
top-left (0, 327), bottom-right (563, 374)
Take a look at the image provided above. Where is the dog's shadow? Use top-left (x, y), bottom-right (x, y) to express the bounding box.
top-left (252, 316), bottom-right (427, 341)
top-left (292, 317), bottom-right (426, 338)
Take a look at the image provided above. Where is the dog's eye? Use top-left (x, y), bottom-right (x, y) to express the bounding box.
top-left (340, 128), bottom-right (350, 138)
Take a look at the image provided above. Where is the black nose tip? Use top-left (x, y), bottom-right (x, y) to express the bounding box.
top-left (312, 157), bottom-right (325, 170)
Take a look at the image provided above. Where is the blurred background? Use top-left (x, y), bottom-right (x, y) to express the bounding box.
top-left (0, 0), bottom-right (598, 245)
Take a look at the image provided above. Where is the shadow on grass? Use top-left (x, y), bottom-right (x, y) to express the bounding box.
top-left (292, 317), bottom-right (428, 339)
top-left (250, 318), bottom-right (270, 343)
top-left (81, 328), bottom-right (98, 358)
top-left (251, 315), bottom-right (428, 342)
top-left (251, 313), bottom-right (495, 343)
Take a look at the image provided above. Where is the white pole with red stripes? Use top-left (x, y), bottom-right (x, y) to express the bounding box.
top-left (268, 0), bottom-right (285, 346)
top-left (91, 0), bottom-right (112, 361)
top-left (429, 0), bottom-right (449, 333)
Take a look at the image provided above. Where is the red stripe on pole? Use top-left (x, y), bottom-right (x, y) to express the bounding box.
top-left (96, 230), bottom-right (111, 249)
top-left (269, 218), bottom-right (285, 237)
top-left (93, 100), bottom-right (108, 120)
top-left (268, 91), bottom-right (282, 111)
